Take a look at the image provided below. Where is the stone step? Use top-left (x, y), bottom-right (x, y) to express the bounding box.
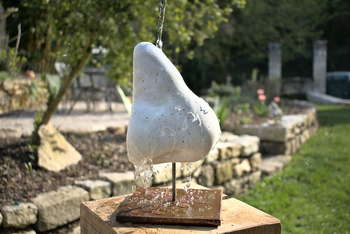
top-left (74, 180), bottom-right (112, 200)
top-left (31, 185), bottom-right (89, 232)
top-left (0, 202), bottom-right (37, 228)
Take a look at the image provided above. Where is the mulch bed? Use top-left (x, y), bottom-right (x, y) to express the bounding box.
top-left (0, 132), bottom-right (133, 208)
top-left (225, 101), bottom-right (310, 130)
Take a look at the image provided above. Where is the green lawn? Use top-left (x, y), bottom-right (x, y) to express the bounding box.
top-left (237, 104), bottom-right (350, 234)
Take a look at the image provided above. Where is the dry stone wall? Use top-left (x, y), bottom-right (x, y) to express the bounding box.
top-left (152, 132), bottom-right (263, 197)
top-left (0, 78), bottom-right (47, 114)
top-left (235, 102), bottom-right (318, 155)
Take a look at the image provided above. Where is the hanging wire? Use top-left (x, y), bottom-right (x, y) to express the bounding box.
top-left (155, 0), bottom-right (167, 50)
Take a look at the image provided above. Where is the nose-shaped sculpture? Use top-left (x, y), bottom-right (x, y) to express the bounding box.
top-left (127, 42), bottom-right (221, 168)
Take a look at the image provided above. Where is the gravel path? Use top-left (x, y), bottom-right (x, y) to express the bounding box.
top-left (0, 101), bottom-right (130, 136)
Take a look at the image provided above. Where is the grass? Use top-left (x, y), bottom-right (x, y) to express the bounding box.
top-left (237, 104), bottom-right (350, 234)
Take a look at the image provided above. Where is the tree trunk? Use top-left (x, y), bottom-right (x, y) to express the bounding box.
top-left (31, 35), bottom-right (94, 145)
top-left (41, 25), bottom-right (52, 73)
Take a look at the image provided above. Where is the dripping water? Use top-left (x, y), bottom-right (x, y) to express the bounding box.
top-left (155, 0), bottom-right (167, 49)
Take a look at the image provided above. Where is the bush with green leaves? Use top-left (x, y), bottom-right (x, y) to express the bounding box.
top-left (0, 71), bottom-right (12, 81)
top-left (208, 81), bottom-right (237, 98)
top-left (253, 101), bottom-right (269, 117)
top-left (0, 48), bottom-right (27, 77)
top-left (213, 96), bottom-right (231, 128)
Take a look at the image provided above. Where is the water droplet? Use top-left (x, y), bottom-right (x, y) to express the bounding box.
top-left (174, 106), bottom-right (182, 111)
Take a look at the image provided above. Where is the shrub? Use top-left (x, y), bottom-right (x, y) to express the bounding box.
top-left (213, 96), bottom-right (231, 128)
top-left (0, 48), bottom-right (27, 77)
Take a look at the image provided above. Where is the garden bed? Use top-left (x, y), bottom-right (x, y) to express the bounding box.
top-left (0, 99), bottom-right (317, 233)
top-left (0, 133), bottom-right (132, 208)
top-left (0, 100), bottom-right (315, 208)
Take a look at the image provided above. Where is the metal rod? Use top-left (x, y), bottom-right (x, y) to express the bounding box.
top-left (172, 162), bottom-right (176, 201)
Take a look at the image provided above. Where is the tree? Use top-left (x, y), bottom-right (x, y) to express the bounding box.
top-left (180, 0), bottom-right (329, 91)
top-left (16, 0), bottom-right (231, 144)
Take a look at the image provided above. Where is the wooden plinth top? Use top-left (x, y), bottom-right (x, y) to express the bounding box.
top-left (81, 192), bottom-right (281, 234)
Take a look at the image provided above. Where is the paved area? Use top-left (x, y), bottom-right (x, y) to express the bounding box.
top-left (0, 101), bottom-right (130, 137)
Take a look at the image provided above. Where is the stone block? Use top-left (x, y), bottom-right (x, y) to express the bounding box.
top-left (69, 225), bottom-right (81, 234)
top-left (260, 141), bottom-right (285, 155)
top-left (214, 160), bottom-right (232, 185)
top-left (303, 129), bottom-right (310, 141)
top-left (219, 132), bottom-right (239, 142)
top-left (0, 203), bottom-right (38, 228)
top-left (232, 159), bottom-right (251, 179)
top-left (249, 153), bottom-right (262, 171)
top-left (107, 125), bottom-right (127, 136)
top-left (259, 125), bottom-right (292, 142)
top-left (0, 129), bottom-right (22, 139)
top-left (152, 163), bottom-right (182, 185)
top-left (196, 164), bottom-right (214, 188)
top-left (295, 136), bottom-right (301, 150)
top-left (74, 180), bottom-right (112, 200)
top-left (233, 135), bottom-right (260, 157)
top-left (248, 171), bottom-right (262, 188)
top-left (31, 186), bottom-right (89, 232)
top-left (203, 148), bottom-right (219, 164)
top-left (1, 79), bottom-right (14, 91)
top-left (224, 179), bottom-right (240, 196)
top-left (231, 157), bottom-right (240, 166)
top-left (281, 114), bottom-right (307, 129)
top-left (38, 124), bottom-right (82, 172)
top-left (216, 142), bottom-right (242, 160)
top-left (181, 159), bottom-right (202, 177)
top-left (261, 155), bottom-right (292, 176)
top-left (236, 115), bottom-right (310, 143)
top-left (99, 171), bottom-right (152, 196)
top-left (13, 230), bottom-right (36, 234)
top-left (234, 125), bottom-right (260, 137)
top-left (285, 140), bottom-right (293, 155)
top-left (290, 138), bottom-right (298, 154)
top-left (306, 109), bottom-right (316, 127)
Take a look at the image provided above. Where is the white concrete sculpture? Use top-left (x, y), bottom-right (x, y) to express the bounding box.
top-left (127, 42), bottom-right (221, 169)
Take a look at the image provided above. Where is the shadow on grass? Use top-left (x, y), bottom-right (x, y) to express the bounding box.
top-left (317, 105), bottom-right (350, 126)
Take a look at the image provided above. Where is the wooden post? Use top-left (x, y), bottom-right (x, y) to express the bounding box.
top-left (81, 194), bottom-right (281, 234)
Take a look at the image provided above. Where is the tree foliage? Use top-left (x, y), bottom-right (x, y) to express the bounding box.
top-left (1, 0), bottom-right (235, 143)
top-left (180, 0), bottom-right (350, 92)
top-left (2, 0), bottom-right (235, 85)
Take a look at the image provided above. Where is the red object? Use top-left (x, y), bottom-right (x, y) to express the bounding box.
top-left (258, 94), bottom-right (266, 101)
top-left (257, 89), bottom-right (264, 95)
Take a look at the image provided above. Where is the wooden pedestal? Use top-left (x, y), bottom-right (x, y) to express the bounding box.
top-left (81, 194), bottom-right (281, 234)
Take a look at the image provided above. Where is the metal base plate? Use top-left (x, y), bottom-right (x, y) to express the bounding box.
top-left (116, 187), bottom-right (222, 226)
